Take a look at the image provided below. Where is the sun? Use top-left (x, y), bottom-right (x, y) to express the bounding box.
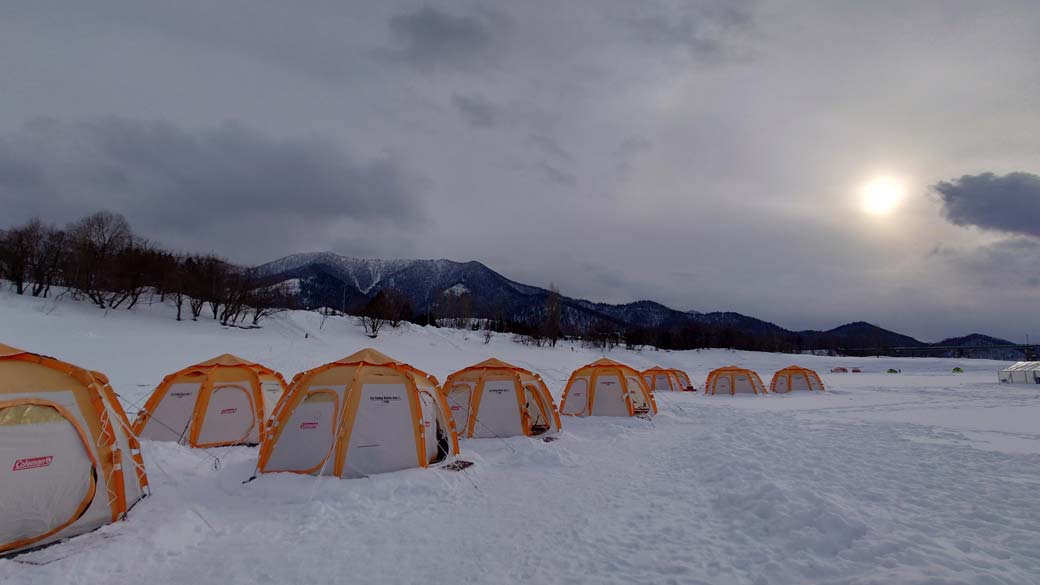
top-left (861, 176), bottom-right (906, 216)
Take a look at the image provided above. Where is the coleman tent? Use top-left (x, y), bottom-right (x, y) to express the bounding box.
top-left (132, 354), bottom-right (287, 448)
top-left (258, 348), bottom-right (459, 478)
top-left (641, 366), bottom-right (695, 392)
top-left (704, 366), bottom-right (767, 395)
top-left (1, 343), bottom-right (148, 556)
top-left (769, 365), bottom-right (825, 393)
top-left (444, 358), bottom-right (561, 438)
top-left (559, 358), bottom-right (657, 417)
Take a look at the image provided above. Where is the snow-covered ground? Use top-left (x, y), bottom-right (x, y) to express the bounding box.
top-left (2, 289), bottom-right (1039, 585)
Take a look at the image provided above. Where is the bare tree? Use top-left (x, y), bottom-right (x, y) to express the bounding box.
top-left (438, 289), bottom-right (473, 329)
top-left (65, 211), bottom-right (134, 307)
top-left (318, 306), bottom-right (334, 330)
top-left (359, 292), bottom-right (394, 338)
top-left (246, 282), bottom-right (294, 326)
top-left (181, 256), bottom-right (208, 320)
top-left (29, 225), bottom-right (66, 298)
top-left (382, 289), bottom-right (413, 327)
top-left (543, 283), bottom-right (563, 347)
top-left (359, 312), bottom-right (387, 338)
top-left (0, 220), bottom-right (40, 295)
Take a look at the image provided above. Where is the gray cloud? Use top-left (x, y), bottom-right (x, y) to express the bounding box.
top-left (627, 0), bottom-right (756, 61)
top-left (451, 94), bottom-right (502, 128)
top-left (538, 163), bottom-right (577, 188)
top-left (0, 118), bottom-right (423, 261)
top-left (932, 172), bottom-right (1040, 238)
top-left (530, 134), bottom-right (573, 163)
top-left (3, 1), bottom-right (1040, 340)
top-left (932, 238), bottom-right (1040, 288)
top-left (384, 5), bottom-right (510, 72)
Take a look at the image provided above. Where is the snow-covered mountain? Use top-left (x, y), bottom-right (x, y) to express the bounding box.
top-left (252, 252), bottom-right (1025, 357)
top-left (253, 252), bottom-right (711, 332)
top-left (253, 252), bottom-right (546, 317)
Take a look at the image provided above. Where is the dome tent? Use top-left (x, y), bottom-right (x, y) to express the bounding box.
top-left (133, 354), bottom-right (287, 448)
top-left (769, 365), bottom-right (825, 393)
top-left (258, 348), bottom-right (459, 478)
top-left (641, 366), bottom-right (695, 392)
top-left (0, 343), bottom-right (148, 556)
top-left (444, 358), bottom-right (561, 438)
top-left (559, 358), bottom-right (657, 417)
top-left (704, 366), bottom-right (767, 395)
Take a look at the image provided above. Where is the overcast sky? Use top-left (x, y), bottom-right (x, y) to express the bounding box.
top-left (2, 1), bottom-right (1039, 341)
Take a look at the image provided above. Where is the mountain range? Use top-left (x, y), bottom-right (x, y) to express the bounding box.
top-left (253, 252), bottom-right (1025, 358)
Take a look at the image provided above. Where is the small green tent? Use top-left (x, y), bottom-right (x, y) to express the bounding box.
top-left (952, 367), bottom-right (964, 374)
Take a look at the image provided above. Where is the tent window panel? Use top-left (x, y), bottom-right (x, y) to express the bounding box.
top-left (263, 391), bottom-right (339, 474)
top-left (625, 377), bottom-right (650, 413)
top-left (714, 375), bottom-right (732, 395)
top-left (790, 374), bottom-right (809, 391)
top-left (472, 380), bottom-right (523, 438)
top-left (523, 386), bottom-right (550, 433)
top-left (0, 404), bottom-right (97, 552)
top-left (260, 381), bottom-right (283, 415)
top-left (445, 384), bottom-right (473, 435)
top-left (561, 378), bottom-right (589, 415)
top-left (140, 382), bottom-right (201, 442)
top-left (590, 375), bottom-right (628, 416)
top-left (733, 375), bottom-right (755, 394)
top-left (343, 383), bottom-right (416, 478)
top-left (417, 392), bottom-right (438, 463)
top-left (195, 385), bottom-right (256, 446)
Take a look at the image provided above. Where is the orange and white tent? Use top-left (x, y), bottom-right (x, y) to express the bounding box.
top-left (770, 366), bottom-right (825, 393)
top-left (704, 366), bottom-right (767, 395)
top-left (132, 354), bottom-right (286, 448)
top-left (641, 367), bottom-right (695, 392)
top-left (444, 358), bottom-right (562, 438)
top-left (258, 348), bottom-right (459, 479)
top-left (1, 343), bottom-right (148, 556)
top-left (559, 358), bottom-right (657, 417)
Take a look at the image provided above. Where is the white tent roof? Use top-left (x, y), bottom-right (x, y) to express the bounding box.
top-left (1000, 361), bottom-right (1040, 372)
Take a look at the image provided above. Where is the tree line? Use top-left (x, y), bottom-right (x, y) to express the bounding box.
top-left (0, 212), bottom-right (294, 326)
top-left (2, 212), bottom-right (860, 353)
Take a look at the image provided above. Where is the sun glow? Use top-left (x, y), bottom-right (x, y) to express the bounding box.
top-left (861, 176), bottom-right (906, 216)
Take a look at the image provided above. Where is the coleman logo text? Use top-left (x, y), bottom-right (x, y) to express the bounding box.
top-left (13, 456), bottom-right (53, 471)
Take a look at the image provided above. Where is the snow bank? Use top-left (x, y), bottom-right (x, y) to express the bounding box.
top-left (1, 289), bottom-right (1038, 584)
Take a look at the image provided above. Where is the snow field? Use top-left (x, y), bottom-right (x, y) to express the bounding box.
top-left (1, 290), bottom-right (1038, 584)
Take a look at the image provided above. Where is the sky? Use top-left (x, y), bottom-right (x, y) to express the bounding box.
top-left (2, 1), bottom-right (1039, 342)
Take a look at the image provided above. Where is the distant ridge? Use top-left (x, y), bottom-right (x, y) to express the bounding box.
top-left (253, 252), bottom-right (1023, 358)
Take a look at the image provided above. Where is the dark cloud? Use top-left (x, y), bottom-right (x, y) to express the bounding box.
top-left (450, 94), bottom-right (501, 128)
top-left (3, 1), bottom-right (1040, 340)
top-left (0, 118), bottom-right (423, 261)
top-left (933, 172), bottom-right (1040, 238)
top-left (385, 5), bottom-right (510, 72)
top-left (932, 238), bottom-right (1040, 288)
